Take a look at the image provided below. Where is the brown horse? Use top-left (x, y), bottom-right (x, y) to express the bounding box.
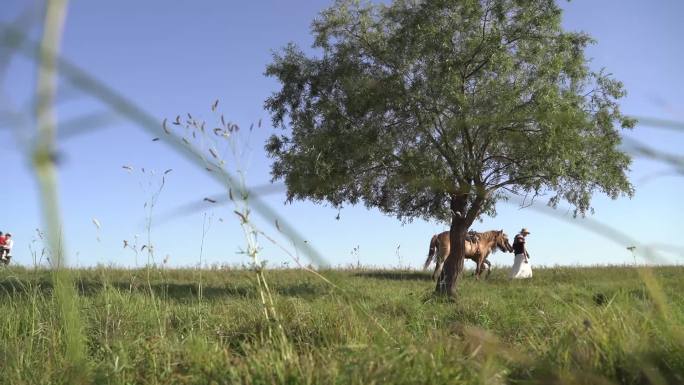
top-left (424, 230), bottom-right (513, 280)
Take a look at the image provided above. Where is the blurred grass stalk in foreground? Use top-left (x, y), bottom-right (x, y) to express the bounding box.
top-left (33, 0), bottom-right (87, 377)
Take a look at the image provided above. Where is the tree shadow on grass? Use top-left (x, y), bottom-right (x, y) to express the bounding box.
top-left (0, 278), bottom-right (329, 302)
top-left (352, 269), bottom-right (493, 283)
top-left (352, 270), bottom-right (434, 281)
top-left (95, 281), bottom-right (329, 301)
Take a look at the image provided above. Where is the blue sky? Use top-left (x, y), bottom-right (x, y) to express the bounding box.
top-left (1, 0), bottom-right (683, 269)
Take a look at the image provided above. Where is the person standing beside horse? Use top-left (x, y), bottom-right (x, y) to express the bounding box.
top-left (509, 228), bottom-right (532, 279)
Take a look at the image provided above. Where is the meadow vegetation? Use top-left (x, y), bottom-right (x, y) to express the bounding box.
top-left (3, 2), bottom-right (684, 384)
top-left (1, 265), bottom-right (682, 384)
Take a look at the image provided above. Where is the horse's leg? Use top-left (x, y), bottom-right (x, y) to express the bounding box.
top-left (465, 242), bottom-right (477, 278)
top-left (433, 238), bottom-right (450, 282)
top-left (474, 247), bottom-right (484, 280)
top-left (433, 248), bottom-right (444, 281)
top-left (434, 257), bottom-right (447, 282)
top-left (479, 253), bottom-right (491, 280)
top-left (471, 255), bottom-right (477, 280)
top-left (472, 242), bottom-right (482, 280)
top-left (432, 261), bottom-right (441, 281)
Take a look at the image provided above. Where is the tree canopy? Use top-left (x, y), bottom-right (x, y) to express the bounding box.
top-left (265, 0), bottom-right (635, 295)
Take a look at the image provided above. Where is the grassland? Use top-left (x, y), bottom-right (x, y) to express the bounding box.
top-left (0, 265), bottom-right (682, 385)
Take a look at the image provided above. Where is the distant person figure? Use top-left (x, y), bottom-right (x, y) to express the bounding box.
top-left (1, 233), bottom-right (12, 264)
top-left (0, 232), bottom-right (5, 260)
top-left (510, 228), bottom-right (532, 279)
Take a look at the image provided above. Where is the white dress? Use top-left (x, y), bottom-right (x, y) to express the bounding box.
top-left (509, 253), bottom-right (533, 279)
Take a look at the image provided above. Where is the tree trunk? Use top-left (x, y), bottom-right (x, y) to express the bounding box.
top-left (435, 195), bottom-right (469, 297)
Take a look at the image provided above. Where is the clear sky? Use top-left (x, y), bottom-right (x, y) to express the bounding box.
top-left (2, 0), bottom-right (683, 269)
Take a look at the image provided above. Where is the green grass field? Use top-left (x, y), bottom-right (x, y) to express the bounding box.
top-left (0, 265), bottom-right (682, 384)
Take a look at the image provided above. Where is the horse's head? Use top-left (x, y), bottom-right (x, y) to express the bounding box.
top-left (496, 230), bottom-right (514, 253)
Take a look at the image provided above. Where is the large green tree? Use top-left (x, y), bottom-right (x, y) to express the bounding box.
top-left (265, 0), bottom-right (635, 297)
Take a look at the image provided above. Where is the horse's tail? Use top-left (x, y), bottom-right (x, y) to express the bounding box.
top-left (424, 234), bottom-right (439, 269)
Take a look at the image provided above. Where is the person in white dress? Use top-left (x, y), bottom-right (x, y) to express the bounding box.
top-left (510, 228), bottom-right (532, 279)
